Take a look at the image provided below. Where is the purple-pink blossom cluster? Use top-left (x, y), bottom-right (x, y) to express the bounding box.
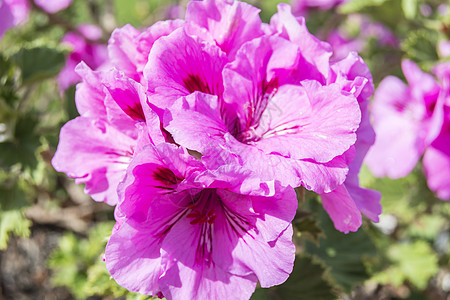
top-left (366, 60), bottom-right (450, 200)
top-left (52, 0), bottom-right (381, 298)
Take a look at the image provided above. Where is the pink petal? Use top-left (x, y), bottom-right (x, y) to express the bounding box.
top-left (185, 0), bottom-right (263, 59)
top-left (254, 81), bottom-right (360, 163)
top-left (108, 20), bottom-right (184, 82)
top-left (105, 219), bottom-right (164, 296)
top-left (145, 28), bottom-right (226, 114)
top-left (165, 92), bottom-right (350, 193)
top-left (346, 183), bottom-right (382, 222)
top-left (52, 117), bottom-right (136, 205)
top-left (366, 76), bottom-right (427, 178)
top-left (74, 62), bottom-right (108, 118)
top-left (269, 3), bottom-right (332, 81)
top-left (102, 69), bottom-right (146, 121)
top-left (35, 0), bottom-right (72, 13)
top-left (423, 129), bottom-right (450, 200)
top-left (108, 25), bottom-right (142, 82)
top-left (321, 184), bottom-right (362, 233)
top-left (117, 143), bottom-right (203, 219)
top-left (222, 35), bottom-right (301, 129)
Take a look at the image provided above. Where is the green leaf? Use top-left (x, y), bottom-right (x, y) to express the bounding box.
top-left (406, 214), bottom-right (446, 240)
top-left (0, 177), bottom-right (30, 211)
top-left (402, 30), bottom-right (439, 68)
top-left (338, 0), bottom-right (388, 14)
top-left (293, 213), bottom-right (323, 243)
top-left (0, 113), bottom-right (41, 169)
top-left (304, 201), bottom-right (376, 292)
top-left (251, 255), bottom-right (336, 300)
top-left (0, 54), bottom-right (20, 107)
top-left (11, 45), bottom-right (66, 85)
top-left (0, 210), bottom-right (32, 249)
top-left (372, 241), bottom-right (439, 289)
top-left (402, 0), bottom-right (418, 19)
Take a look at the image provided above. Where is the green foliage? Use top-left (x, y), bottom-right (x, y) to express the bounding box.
top-left (402, 29), bottom-right (439, 69)
top-left (0, 113), bottom-right (41, 169)
top-left (293, 212), bottom-right (323, 243)
top-left (339, 0), bottom-right (389, 14)
top-left (305, 201), bottom-right (376, 292)
top-left (11, 45), bottom-right (66, 85)
top-left (372, 241), bottom-right (439, 289)
top-left (0, 171), bottom-right (32, 249)
top-left (48, 222), bottom-right (157, 300)
top-left (251, 255), bottom-right (336, 300)
top-left (0, 210), bottom-right (31, 249)
top-left (48, 222), bottom-right (113, 299)
top-left (401, 0), bottom-right (419, 19)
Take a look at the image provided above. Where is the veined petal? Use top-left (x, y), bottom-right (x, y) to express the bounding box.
top-left (222, 35), bottom-right (300, 130)
top-left (165, 92), bottom-right (350, 193)
top-left (105, 219), bottom-right (164, 296)
top-left (118, 143), bottom-right (204, 219)
top-left (254, 81), bottom-right (360, 163)
top-left (103, 69), bottom-right (146, 121)
top-left (145, 28), bottom-right (226, 113)
top-left (52, 117), bottom-right (136, 205)
top-left (161, 263), bottom-right (257, 300)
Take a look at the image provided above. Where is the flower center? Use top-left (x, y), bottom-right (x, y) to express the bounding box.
top-left (183, 74), bottom-right (212, 94)
top-left (232, 78), bottom-right (279, 144)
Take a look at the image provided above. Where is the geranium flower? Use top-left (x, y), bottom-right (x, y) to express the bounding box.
top-left (163, 8), bottom-right (362, 194)
top-left (366, 60), bottom-right (440, 178)
top-left (106, 142), bottom-right (297, 299)
top-left (58, 24), bottom-right (108, 92)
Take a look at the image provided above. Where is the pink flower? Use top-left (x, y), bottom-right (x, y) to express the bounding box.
top-left (52, 65), bottom-right (151, 205)
top-left (106, 143), bottom-right (297, 299)
top-left (34, 0), bottom-right (72, 13)
top-left (0, 0), bottom-right (29, 41)
top-left (366, 60), bottom-right (440, 179)
top-left (52, 0), bottom-right (383, 297)
top-left (163, 5), bottom-right (362, 195)
top-left (58, 24), bottom-right (108, 92)
top-left (366, 60), bottom-right (450, 200)
top-left (292, 0), bottom-right (347, 16)
top-left (423, 62), bottom-right (450, 200)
